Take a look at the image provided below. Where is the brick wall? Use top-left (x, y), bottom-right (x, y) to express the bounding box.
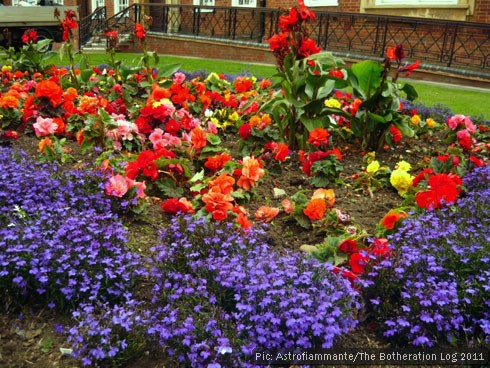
top-left (145, 33), bottom-right (276, 63)
top-left (471, 0), bottom-right (490, 23)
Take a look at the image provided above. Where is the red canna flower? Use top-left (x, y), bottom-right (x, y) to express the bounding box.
top-left (134, 23), bottom-right (146, 41)
top-left (21, 29), bottom-right (38, 44)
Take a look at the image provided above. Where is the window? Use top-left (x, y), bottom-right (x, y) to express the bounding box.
top-left (193, 0), bottom-right (215, 6)
top-left (304, 0), bottom-right (339, 7)
top-left (114, 0), bottom-right (128, 14)
top-left (231, 0), bottom-right (257, 6)
top-left (13, 0), bottom-right (64, 5)
top-left (375, 0), bottom-right (458, 4)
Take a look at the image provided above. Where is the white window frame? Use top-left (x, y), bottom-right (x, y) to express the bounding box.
top-left (304, 0), bottom-right (339, 7)
top-left (375, 0), bottom-right (458, 4)
top-left (114, 0), bottom-right (128, 15)
top-left (231, 0), bottom-right (257, 7)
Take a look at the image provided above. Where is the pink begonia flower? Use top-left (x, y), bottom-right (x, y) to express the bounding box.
top-left (464, 117), bottom-right (477, 133)
top-left (105, 174), bottom-right (129, 198)
top-left (173, 72), bottom-right (186, 85)
top-left (33, 116), bottom-right (58, 137)
top-left (125, 178), bottom-right (147, 198)
top-left (149, 129), bottom-right (182, 150)
top-left (207, 121), bottom-right (218, 135)
top-left (149, 128), bottom-right (165, 146)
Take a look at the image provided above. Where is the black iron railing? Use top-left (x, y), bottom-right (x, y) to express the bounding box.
top-left (104, 4), bottom-right (139, 37)
top-left (134, 4), bottom-right (490, 74)
top-left (79, 6), bottom-right (107, 47)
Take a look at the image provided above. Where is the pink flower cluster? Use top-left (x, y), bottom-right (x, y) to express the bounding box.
top-left (446, 114), bottom-right (477, 150)
top-left (104, 174), bottom-right (146, 198)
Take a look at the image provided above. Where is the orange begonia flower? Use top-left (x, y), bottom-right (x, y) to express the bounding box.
top-left (202, 190), bottom-right (234, 221)
top-left (311, 188), bottom-right (335, 208)
top-left (255, 206), bottom-right (280, 223)
top-left (191, 126), bottom-right (207, 150)
top-left (237, 156), bottom-right (265, 191)
top-left (35, 80), bottom-right (63, 107)
top-left (303, 198), bottom-right (327, 221)
top-left (236, 212), bottom-right (252, 230)
top-left (38, 137), bottom-right (53, 153)
top-left (208, 173), bottom-right (235, 195)
top-left (0, 94), bottom-right (19, 109)
top-left (380, 210), bottom-right (407, 230)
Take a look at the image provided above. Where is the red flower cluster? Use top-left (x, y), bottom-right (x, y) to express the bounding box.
top-left (134, 23), bottom-right (146, 41)
top-left (125, 149), bottom-right (175, 182)
top-left (415, 173), bottom-right (462, 210)
top-left (266, 0), bottom-right (321, 70)
top-left (301, 148), bottom-right (342, 176)
top-left (21, 29), bottom-right (38, 44)
top-left (161, 197), bottom-right (193, 215)
top-left (60, 10), bottom-right (77, 42)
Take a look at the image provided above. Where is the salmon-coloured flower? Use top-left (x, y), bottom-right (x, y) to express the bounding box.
top-left (303, 198), bottom-right (326, 221)
top-left (255, 206), bottom-right (280, 223)
top-left (281, 199), bottom-right (295, 214)
top-left (105, 174), bottom-right (129, 198)
top-left (237, 156), bottom-right (265, 191)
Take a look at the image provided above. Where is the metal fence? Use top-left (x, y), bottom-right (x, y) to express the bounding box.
top-left (114, 4), bottom-right (490, 74)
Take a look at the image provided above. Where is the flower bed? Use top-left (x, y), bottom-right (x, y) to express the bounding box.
top-left (0, 1), bottom-right (489, 366)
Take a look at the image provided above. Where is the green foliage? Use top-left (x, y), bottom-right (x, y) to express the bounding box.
top-left (309, 154), bottom-right (344, 187)
top-left (344, 59), bottom-right (416, 151)
top-left (0, 40), bottom-right (56, 74)
top-left (262, 52), bottom-right (346, 149)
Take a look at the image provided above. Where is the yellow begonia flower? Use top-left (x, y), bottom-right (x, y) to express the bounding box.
top-left (390, 169), bottom-right (414, 197)
top-left (411, 115), bottom-right (421, 125)
top-left (396, 160), bottom-right (411, 172)
top-left (325, 98), bottom-right (341, 109)
top-left (229, 111), bottom-right (239, 122)
top-left (366, 160), bottom-right (380, 175)
top-left (2, 65), bottom-right (12, 72)
top-left (426, 118), bottom-right (436, 128)
top-left (152, 98), bottom-right (172, 108)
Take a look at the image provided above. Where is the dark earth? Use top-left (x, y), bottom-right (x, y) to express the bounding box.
top-left (0, 131), bottom-right (462, 368)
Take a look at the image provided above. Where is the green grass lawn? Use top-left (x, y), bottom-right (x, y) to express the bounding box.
top-left (61, 52), bottom-right (490, 119)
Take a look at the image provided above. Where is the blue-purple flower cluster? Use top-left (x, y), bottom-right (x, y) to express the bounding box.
top-left (148, 216), bottom-right (359, 367)
top-left (68, 299), bottom-right (151, 366)
top-left (361, 165), bottom-right (490, 346)
top-left (0, 146), bottom-right (145, 311)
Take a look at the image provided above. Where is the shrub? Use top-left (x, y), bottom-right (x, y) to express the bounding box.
top-left (148, 215), bottom-right (359, 367)
top-left (361, 165), bottom-right (490, 346)
top-left (0, 147), bottom-right (145, 311)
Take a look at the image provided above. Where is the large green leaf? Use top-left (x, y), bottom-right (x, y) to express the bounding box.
top-left (301, 116), bottom-right (324, 132)
top-left (401, 83), bottom-right (418, 101)
top-left (351, 60), bottom-right (384, 100)
top-left (393, 120), bottom-right (415, 137)
top-left (157, 63), bottom-right (181, 78)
